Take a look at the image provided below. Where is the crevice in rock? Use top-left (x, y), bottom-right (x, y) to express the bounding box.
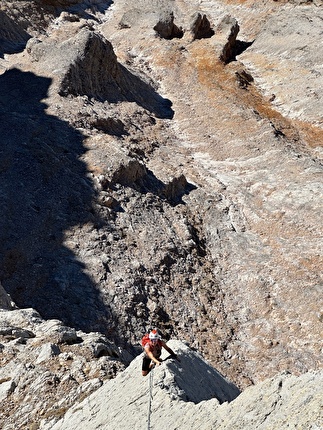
top-left (187, 223), bottom-right (207, 258)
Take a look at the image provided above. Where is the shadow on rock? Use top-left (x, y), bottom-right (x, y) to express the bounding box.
top-left (0, 68), bottom-right (112, 333)
top-left (118, 63), bottom-right (174, 119)
top-left (162, 341), bottom-right (241, 404)
top-left (62, 0), bottom-right (114, 20)
top-left (107, 159), bottom-right (196, 206)
top-left (57, 29), bottom-right (174, 119)
top-left (0, 11), bottom-right (31, 57)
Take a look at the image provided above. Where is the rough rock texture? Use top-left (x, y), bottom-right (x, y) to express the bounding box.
top-left (190, 12), bottom-right (215, 40)
top-left (0, 10), bottom-right (30, 56)
top-left (0, 302), bottom-right (126, 429)
top-left (41, 341), bottom-right (323, 430)
top-left (0, 0), bottom-right (322, 427)
top-left (154, 11), bottom-right (184, 39)
top-left (217, 15), bottom-right (240, 63)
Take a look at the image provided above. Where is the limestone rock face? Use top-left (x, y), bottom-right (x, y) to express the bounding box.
top-left (239, 5), bottom-right (323, 126)
top-left (0, 306), bottom-right (125, 429)
top-left (40, 341), bottom-right (323, 430)
top-left (0, 0), bottom-right (322, 427)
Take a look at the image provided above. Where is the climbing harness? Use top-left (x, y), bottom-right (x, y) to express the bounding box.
top-left (147, 367), bottom-right (154, 430)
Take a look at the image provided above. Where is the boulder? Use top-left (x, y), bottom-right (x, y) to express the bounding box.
top-left (153, 11), bottom-right (183, 39)
top-left (190, 12), bottom-right (215, 40)
top-left (217, 15), bottom-right (240, 63)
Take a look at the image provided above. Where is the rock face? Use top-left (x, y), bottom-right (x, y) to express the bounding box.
top-left (154, 12), bottom-right (184, 39)
top-left (0, 302), bottom-right (126, 429)
top-left (0, 0), bottom-right (322, 427)
top-left (190, 12), bottom-right (215, 40)
top-left (40, 341), bottom-right (323, 430)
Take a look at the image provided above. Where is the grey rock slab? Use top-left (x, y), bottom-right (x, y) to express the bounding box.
top-left (41, 340), bottom-right (238, 429)
top-left (40, 341), bottom-right (323, 430)
top-left (239, 5), bottom-right (323, 126)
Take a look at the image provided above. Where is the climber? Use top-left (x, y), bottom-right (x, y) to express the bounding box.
top-left (141, 329), bottom-right (179, 376)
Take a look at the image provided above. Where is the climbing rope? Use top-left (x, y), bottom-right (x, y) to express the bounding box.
top-left (147, 367), bottom-right (154, 430)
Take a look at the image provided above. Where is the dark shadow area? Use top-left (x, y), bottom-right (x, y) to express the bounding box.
top-left (118, 64), bottom-right (174, 119)
top-left (163, 349), bottom-right (241, 404)
top-left (66, 0), bottom-right (114, 19)
top-left (192, 13), bottom-right (215, 40)
top-left (108, 163), bottom-right (196, 206)
top-left (0, 68), bottom-right (112, 333)
top-left (229, 39), bottom-right (254, 62)
top-left (0, 11), bottom-right (31, 57)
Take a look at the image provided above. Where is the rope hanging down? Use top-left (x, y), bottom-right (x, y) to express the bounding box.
top-left (147, 367), bottom-right (154, 430)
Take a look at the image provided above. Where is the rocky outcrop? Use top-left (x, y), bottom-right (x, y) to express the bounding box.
top-left (57, 30), bottom-right (120, 100)
top-left (154, 11), bottom-right (183, 39)
top-left (216, 15), bottom-right (240, 63)
top-left (40, 341), bottom-right (323, 430)
top-left (0, 11), bottom-right (30, 56)
top-left (190, 12), bottom-right (215, 40)
top-left (0, 0), bottom-right (322, 427)
top-left (27, 26), bottom-right (173, 118)
top-left (0, 305), bottom-right (125, 429)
